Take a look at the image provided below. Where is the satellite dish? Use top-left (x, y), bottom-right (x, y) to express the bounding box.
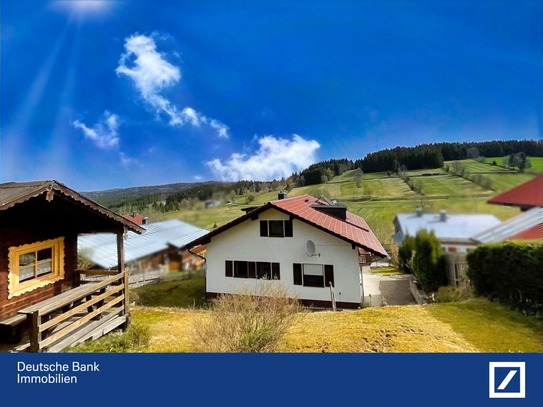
top-left (305, 240), bottom-right (320, 257)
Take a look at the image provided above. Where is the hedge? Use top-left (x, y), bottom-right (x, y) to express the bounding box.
top-left (466, 241), bottom-right (543, 314)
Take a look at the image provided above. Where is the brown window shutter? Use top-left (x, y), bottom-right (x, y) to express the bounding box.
top-left (324, 265), bottom-right (334, 287)
top-left (293, 263), bottom-right (302, 285)
top-left (248, 262), bottom-right (256, 279)
top-left (272, 262), bottom-right (280, 280)
top-left (284, 220), bottom-right (293, 237)
top-left (225, 260), bottom-right (233, 277)
top-left (260, 221), bottom-right (268, 237)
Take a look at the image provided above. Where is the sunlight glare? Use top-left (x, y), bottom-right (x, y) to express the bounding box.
top-left (51, 0), bottom-right (114, 18)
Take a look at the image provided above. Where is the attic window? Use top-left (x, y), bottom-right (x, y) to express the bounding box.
top-left (8, 237), bottom-right (65, 299)
top-left (260, 220), bottom-right (293, 238)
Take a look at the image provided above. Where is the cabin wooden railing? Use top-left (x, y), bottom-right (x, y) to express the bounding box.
top-left (78, 269), bottom-right (119, 284)
top-left (17, 272), bottom-right (129, 352)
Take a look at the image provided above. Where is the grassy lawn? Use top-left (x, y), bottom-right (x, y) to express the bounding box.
top-left (127, 299), bottom-right (543, 353)
top-left (72, 276), bottom-right (543, 353)
top-left (426, 300), bottom-right (543, 352)
top-left (131, 277), bottom-right (208, 308)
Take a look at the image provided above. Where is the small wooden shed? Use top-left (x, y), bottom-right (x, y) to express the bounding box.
top-left (0, 180), bottom-right (144, 351)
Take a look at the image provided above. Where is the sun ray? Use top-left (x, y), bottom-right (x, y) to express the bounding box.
top-left (2, 21), bottom-right (72, 180)
top-left (50, 0), bottom-right (116, 22)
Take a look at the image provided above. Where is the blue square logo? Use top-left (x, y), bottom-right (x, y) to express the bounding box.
top-left (489, 362), bottom-right (526, 399)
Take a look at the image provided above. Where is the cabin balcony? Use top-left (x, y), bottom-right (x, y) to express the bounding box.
top-left (0, 270), bottom-right (129, 353)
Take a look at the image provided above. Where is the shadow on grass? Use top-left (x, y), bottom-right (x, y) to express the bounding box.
top-left (131, 276), bottom-right (208, 308)
top-left (425, 298), bottom-right (543, 352)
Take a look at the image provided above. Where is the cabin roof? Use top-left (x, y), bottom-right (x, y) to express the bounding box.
top-left (0, 180), bottom-right (144, 234)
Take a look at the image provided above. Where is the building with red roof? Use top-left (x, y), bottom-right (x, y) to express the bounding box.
top-left (472, 207), bottom-right (543, 243)
top-left (182, 194), bottom-right (387, 309)
top-left (487, 174), bottom-right (543, 210)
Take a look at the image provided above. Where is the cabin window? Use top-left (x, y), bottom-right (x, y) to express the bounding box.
top-left (225, 260), bottom-right (280, 280)
top-left (8, 237), bottom-right (65, 299)
top-left (293, 263), bottom-right (334, 288)
top-left (259, 220), bottom-right (293, 237)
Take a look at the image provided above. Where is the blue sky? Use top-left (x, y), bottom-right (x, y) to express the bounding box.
top-left (1, 0), bottom-right (541, 191)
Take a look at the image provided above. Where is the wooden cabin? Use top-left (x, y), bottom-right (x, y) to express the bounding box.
top-left (0, 180), bottom-right (144, 351)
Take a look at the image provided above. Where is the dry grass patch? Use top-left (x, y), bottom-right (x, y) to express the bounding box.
top-left (128, 300), bottom-right (542, 353)
top-left (131, 307), bottom-right (206, 352)
top-left (278, 306), bottom-right (477, 353)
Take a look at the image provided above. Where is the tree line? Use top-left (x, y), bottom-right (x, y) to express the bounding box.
top-left (354, 139), bottom-right (542, 173)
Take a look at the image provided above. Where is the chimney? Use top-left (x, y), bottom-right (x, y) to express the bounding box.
top-left (142, 217), bottom-right (149, 225)
top-left (278, 191), bottom-right (287, 200)
top-left (439, 210), bottom-right (447, 222)
top-left (416, 207), bottom-right (423, 217)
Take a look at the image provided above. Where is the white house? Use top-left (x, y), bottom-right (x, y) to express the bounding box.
top-left (182, 194), bottom-right (388, 309)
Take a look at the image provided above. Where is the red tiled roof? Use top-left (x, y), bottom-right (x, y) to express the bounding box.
top-left (487, 174), bottom-right (543, 209)
top-left (509, 224), bottom-right (543, 240)
top-left (123, 213), bottom-right (146, 225)
top-left (182, 194), bottom-right (388, 257)
top-left (271, 195), bottom-right (387, 257)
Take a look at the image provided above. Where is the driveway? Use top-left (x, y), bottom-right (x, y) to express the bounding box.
top-left (361, 266), bottom-right (416, 306)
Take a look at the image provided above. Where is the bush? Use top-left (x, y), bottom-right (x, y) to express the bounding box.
top-left (192, 281), bottom-right (304, 352)
top-left (398, 235), bottom-right (414, 274)
top-left (467, 241), bottom-right (543, 314)
top-left (412, 230), bottom-right (447, 293)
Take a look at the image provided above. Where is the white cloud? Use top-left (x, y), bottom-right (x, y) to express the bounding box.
top-left (119, 152), bottom-right (137, 167)
top-left (116, 33), bottom-right (228, 138)
top-left (72, 111), bottom-right (120, 149)
top-left (207, 134), bottom-right (320, 181)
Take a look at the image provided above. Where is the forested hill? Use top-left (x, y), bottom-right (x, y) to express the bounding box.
top-left (354, 139), bottom-right (543, 173)
top-left (82, 182), bottom-right (213, 209)
top-left (295, 139), bottom-right (542, 187)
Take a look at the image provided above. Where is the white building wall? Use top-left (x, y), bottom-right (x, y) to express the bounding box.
top-left (205, 208), bottom-right (362, 306)
top-left (440, 241), bottom-right (477, 255)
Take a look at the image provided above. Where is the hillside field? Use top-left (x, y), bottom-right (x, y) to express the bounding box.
top-left (164, 159), bottom-right (536, 246)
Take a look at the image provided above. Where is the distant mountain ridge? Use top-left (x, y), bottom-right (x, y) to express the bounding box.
top-left (82, 181), bottom-right (214, 206)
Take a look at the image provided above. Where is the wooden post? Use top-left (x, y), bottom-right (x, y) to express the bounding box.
top-left (117, 228), bottom-right (126, 274)
top-left (329, 282), bottom-right (336, 312)
top-left (29, 312), bottom-right (41, 352)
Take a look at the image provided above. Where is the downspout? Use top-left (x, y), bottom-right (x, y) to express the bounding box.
top-left (188, 247), bottom-right (207, 263)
